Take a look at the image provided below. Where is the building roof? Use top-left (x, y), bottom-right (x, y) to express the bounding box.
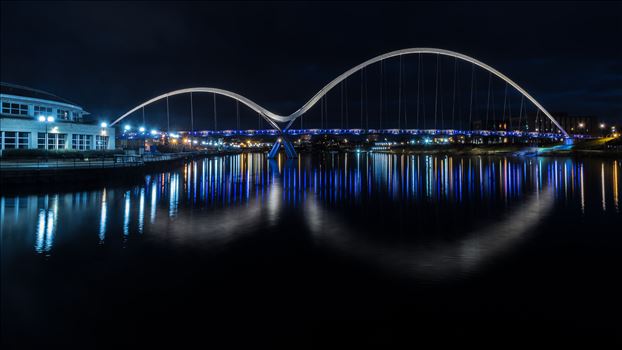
top-left (0, 82), bottom-right (80, 107)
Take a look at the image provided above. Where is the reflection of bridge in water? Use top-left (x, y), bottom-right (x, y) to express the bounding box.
top-left (1, 154), bottom-right (619, 261)
top-left (111, 48), bottom-right (582, 158)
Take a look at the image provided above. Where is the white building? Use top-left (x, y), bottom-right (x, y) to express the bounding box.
top-left (0, 82), bottom-right (115, 151)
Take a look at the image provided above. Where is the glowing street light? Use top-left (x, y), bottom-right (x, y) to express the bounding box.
top-left (124, 125), bottom-right (131, 131)
top-left (600, 123), bottom-right (606, 129)
top-left (38, 115), bottom-right (46, 122)
top-left (47, 116), bottom-right (55, 123)
top-left (139, 127), bottom-right (146, 133)
top-left (578, 122), bottom-right (585, 128)
top-left (150, 129), bottom-right (158, 135)
top-left (100, 122), bottom-right (108, 128)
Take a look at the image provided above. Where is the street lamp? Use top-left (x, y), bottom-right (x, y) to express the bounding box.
top-left (38, 115), bottom-right (55, 159)
top-left (100, 122), bottom-right (108, 128)
top-left (139, 127), bottom-right (146, 133)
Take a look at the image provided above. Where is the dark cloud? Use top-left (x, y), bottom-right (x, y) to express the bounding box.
top-left (1, 1), bottom-right (620, 127)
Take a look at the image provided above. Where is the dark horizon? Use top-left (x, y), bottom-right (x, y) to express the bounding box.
top-left (1, 1), bottom-right (620, 125)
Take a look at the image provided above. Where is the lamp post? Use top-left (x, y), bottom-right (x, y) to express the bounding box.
top-left (38, 115), bottom-right (55, 160)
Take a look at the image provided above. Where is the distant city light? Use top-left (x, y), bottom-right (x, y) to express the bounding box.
top-left (139, 127), bottom-right (146, 132)
top-left (100, 122), bottom-right (108, 128)
top-left (124, 125), bottom-right (131, 131)
top-left (578, 122), bottom-right (585, 128)
top-left (150, 129), bottom-right (158, 135)
top-left (600, 123), bottom-right (605, 129)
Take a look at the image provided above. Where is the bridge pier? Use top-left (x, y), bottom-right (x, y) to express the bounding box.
top-left (267, 137), bottom-right (297, 159)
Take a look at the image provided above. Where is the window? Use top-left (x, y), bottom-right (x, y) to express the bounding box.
top-left (34, 106), bottom-right (53, 118)
top-left (72, 134), bottom-right (92, 150)
top-left (72, 111), bottom-right (82, 121)
top-left (57, 109), bottom-right (69, 120)
top-left (2, 131), bottom-right (30, 149)
top-left (2, 102), bottom-right (28, 116)
top-left (3, 132), bottom-right (16, 149)
top-left (95, 135), bottom-right (109, 150)
top-left (37, 133), bottom-right (66, 150)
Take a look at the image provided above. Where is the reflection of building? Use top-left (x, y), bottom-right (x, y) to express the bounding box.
top-left (0, 82), bottom-right (115, 151)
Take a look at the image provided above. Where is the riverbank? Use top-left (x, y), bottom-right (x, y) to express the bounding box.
top-left (0, 150), bottom-right (244, 190)
top-left (363, 143), bottom-right (622, 158)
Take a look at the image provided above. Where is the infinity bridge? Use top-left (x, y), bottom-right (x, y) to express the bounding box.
top-left (112, 48), bottom-right (573, 158)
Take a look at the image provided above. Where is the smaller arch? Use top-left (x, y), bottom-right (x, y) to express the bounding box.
top-left (109, 88), bottom-right (284, 131)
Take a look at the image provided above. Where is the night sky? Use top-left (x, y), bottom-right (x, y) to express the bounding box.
top-left (1, 1), bottom-right (620, 128)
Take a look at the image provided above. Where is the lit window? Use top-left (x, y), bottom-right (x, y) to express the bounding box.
top-left (95, 135), bottom-right (109, 150)
top-left (2, 131), bottom-right (30, 149)
top-left (72, 134), bottom-right (92, 150)
top-left (37, 133), bottom-right (66, 150)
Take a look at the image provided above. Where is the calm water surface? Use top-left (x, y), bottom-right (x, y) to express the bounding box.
top-left (2, 153), bottom-right (621, 347)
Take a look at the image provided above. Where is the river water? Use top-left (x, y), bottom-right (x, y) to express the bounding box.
top-left (1, 153), bottom-right (621, 347)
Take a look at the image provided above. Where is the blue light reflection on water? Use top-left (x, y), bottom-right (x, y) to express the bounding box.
top-left (0, 153), bottom-right (620, 260)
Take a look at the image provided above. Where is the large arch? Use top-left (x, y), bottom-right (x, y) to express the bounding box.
top-left (112, 48), bottom-right (570, 138)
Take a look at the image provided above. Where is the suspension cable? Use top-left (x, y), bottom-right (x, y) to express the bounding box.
top-left (469, 64), bottom-right (474, 130)
top-left (451, 57), bottom-right (457, 129)
top-left (213, 93), bottom-right (217, 130)
top-left (485, 72), bottom-right (491, 130)
top-left (166, 96), bottom-right (170, 133)
top-left (236, 100), bottom-right (240, 130)
top-left (439, 58), bottom-right (444, 130)
top-left (518, 94), bottom-right (524, 131)
top-left (398, 55), bottom-right (402, 130)
top-left (345, 78), bottom-right (349, 128)
top-left (340, 82), bottom-right (344, 129)
top-left (190, 92), bottom-right (194, 134)
top-left (416, 53), bottom-right (421, 129)
top-left (403, 55), bottom-right (408, 129)
top-left (508, 93), bottom-right (513, 130)
top-left (379, 60), bottom-right (383, 129)
top-left (434, 53), bottom-right (439, 130)
top-left (365, 67), bottom-right (369, 130)
top-left (490, 78), bottom-right (496, 130)
top-left (502, 83), bottom-right (508, 129)
top-left (360, 68), bottom-right (363, 129)
top-left (421, 55), bottom-right (426, 129)
top-left (320, 96), bottom-right (324, 129)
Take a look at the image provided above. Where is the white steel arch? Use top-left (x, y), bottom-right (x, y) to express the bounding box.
top-left (110, 87), bottom-right (284, 130)
top-left (112, 48), bottom-right (570, 138)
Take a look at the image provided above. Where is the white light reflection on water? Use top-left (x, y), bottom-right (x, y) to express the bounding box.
top-left (34, 194), bottom-right (58, 254)
top-left (123, 191), bottom-right (131, 236)
top-left (99, 189), bottom-right (107, 243)
top-left (138, 187), bottom-right (145, 234)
